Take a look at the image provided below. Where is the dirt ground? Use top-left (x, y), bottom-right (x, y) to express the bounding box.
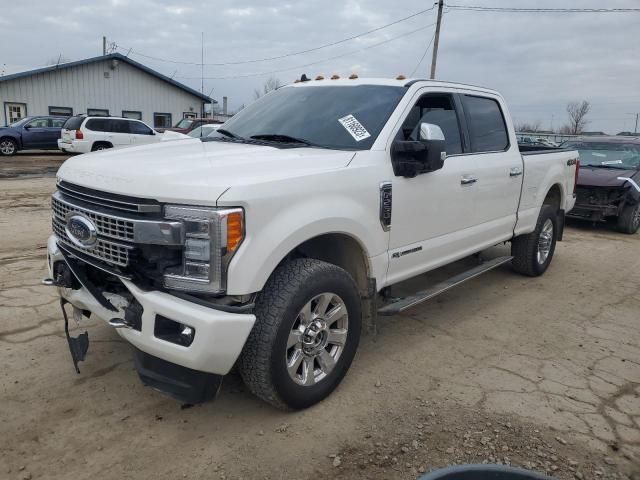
top-left (1, 155), bottom-right (639, 480)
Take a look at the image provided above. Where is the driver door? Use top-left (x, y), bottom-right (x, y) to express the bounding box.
top-left (22, 117), bottom-right (50, 148)
top-left (386, 91), bottom-right (479, 285)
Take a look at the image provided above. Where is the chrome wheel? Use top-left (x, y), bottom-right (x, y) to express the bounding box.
top-left (286, 292), bottom-right (349, 386)
top-left (0, 139), bottom-right (16, 155)
top-left (536, 218), bottom-right (554, 264)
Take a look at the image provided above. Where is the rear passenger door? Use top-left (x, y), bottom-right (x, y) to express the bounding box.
top-left (109, 119), bottom-right (133, 147)
top-left (459, 94), bottom-right (522, 245)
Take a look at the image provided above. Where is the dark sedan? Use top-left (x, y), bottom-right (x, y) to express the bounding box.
top-left (564, 137), bottom-right (640, 234)
top-left (0, 116), bottom-right (67, 156)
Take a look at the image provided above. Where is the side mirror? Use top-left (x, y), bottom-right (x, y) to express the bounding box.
top-left (391, 123), bottom-right (446, 178)
top-left (23, 125), bottom-right (31, 130)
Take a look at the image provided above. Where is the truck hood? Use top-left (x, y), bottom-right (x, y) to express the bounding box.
top-left (578, 166), bottom-right (639, 188)
top-left (56, 138), bottom-right (355, 205)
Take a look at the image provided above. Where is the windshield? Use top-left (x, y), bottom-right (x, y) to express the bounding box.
top-left (8, 117), bottom-right (31, 128)
top-left (564, 142), bottom-right (640, 170)
top-left (209, 85), bottom-right (405, 150)
top-left (174, 118), bottom-right (194, 129)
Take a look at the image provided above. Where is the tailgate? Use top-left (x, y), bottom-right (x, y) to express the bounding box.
top-left (61, 129), bottom-right (75, 141)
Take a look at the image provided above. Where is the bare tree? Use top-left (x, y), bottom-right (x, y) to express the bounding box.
top-left (253, 77), bottom-right (282, 100)
top-left (515, 120), bottom-right (542, 133)
top-left (565, 100), bottom-right (591, 135)
top-left (45, 54), bottom-right (70, 66)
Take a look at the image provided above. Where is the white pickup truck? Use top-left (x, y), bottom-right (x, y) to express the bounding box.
top-left (45, 77), bottom-right (578, 409)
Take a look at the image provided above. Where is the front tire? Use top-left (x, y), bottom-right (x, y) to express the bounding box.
top-left (238, 258), bottom-right (362, 410)
top-left (617, 203), bottom-right (640, 234)
top-left (511, 204), bottom-right (558, 277)
top-left (0, 138), bottom-right (17, 156)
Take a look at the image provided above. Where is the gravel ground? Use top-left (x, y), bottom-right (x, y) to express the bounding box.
top-left (0, 155), bottom-right (639, 480)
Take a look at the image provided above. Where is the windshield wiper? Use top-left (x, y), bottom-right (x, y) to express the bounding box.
top-left (586, 164), bottom-right (630, 170)
top-left (249, 134), bottom-right (323, 148)
top-left (216, 128), bottom-right (241, 139)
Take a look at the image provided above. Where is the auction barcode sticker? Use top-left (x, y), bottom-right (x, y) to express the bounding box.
top-left (338, 115), bottom-right (371, 142)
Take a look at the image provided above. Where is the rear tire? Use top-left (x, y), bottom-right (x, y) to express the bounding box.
top-left (0, 138), bottom-right (17, 156)
top-left (238, 258), bottom-right (362, 410)
top-left (511, 205), bottom-right (558, 277)
top-left (617, 203), bottom-right (640, 234)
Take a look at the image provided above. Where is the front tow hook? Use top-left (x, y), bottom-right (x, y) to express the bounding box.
top-left (109, 317), bottom-right (136, 329)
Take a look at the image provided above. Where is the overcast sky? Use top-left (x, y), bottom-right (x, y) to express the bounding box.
top-left (1, 0), bottom-right (639, 133)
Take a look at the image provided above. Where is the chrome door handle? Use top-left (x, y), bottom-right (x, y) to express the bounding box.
top-left (509, 167), bottom-right (523, 177)
top-left (460, 175), bottom-right (478, 185)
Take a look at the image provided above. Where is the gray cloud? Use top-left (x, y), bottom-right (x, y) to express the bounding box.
top-left (1, 0), bottom-right (638, 133)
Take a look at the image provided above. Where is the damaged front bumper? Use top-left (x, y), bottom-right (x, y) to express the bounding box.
top-left (46, 235), bottom-right (256, 403)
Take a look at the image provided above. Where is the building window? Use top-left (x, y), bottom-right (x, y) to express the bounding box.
top-left (49, 106), bottom-right (73, 117)
top-left (4, 102), bottom-right (27, 125)
top-left (183, 112), bottom-right (197, 120)
top-left (154, 113), bottom-right (172, 128)
top-left (87, 108), bottom-right (109, 117)
top-left (122, 110), bottom-right (142, 120)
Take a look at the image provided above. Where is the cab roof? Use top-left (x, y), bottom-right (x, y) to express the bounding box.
top-left (286, 76), bottom-right (499, 95)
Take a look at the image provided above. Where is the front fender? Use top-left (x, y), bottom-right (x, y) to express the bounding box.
top-left (226, 196), bottom-right (381, 295)
top-left (221, 166), bottom-right (389, 295)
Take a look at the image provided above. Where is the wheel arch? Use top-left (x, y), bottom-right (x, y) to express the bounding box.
top-left (0, 134), bottom-right (20, 150)
top-left (542, 183), bottom-right (563, 211)
top-left (91, 141), bottom-right (113, 151)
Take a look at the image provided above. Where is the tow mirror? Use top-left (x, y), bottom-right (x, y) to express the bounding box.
top-left (391, 122), bottom-right (446, 178)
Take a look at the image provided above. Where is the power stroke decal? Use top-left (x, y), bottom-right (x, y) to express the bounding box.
top-left (392, 246), bottom-right (423, 259)
top-left (338, 115), bottom-right (371, 142)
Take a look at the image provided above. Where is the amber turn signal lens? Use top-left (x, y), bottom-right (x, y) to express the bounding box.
top-left (226, 212), bottom-right (244, 252)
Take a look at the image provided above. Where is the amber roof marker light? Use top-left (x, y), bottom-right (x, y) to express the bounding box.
top-left (349, 73), bottom-right (358, 79)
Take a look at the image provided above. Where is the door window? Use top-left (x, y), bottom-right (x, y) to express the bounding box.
top-left (26, 118), bottom-right (49, 128)
top-left (154, 113), bottom-right (172, 128)
top-left (128, 121), bottom-right (154, 135)
top-left (111, 120), bottom-right (130, 134)
top-left (463, 95), bottom-right (509, 153)
top-left (51, 118), bottom-right (67, 128)
top-left (397, 94), bottom-right (463, 155)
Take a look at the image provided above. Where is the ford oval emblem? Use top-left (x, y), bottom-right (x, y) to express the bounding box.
top-left (65, 214), bottom-right (98, 248)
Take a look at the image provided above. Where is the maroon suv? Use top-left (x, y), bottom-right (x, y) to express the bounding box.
top-left (157, 118), bottom-right (222, 134)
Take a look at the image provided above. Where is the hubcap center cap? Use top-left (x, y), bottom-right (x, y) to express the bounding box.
top-left (302, 319), bottom-right (328, 354)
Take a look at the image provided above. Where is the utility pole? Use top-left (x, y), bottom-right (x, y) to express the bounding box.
top-left (624, 113), bottom-right (639, 134)
top-left (102, 36), bottom-right (107, 56)
top-left (430, 0), bottom-right (444, 79)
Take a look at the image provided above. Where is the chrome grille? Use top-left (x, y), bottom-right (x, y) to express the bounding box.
top-left (57, 181), bottom-right (161, 214)
top-left (52, 194), bottom-right (135, 242)
top-left (53, 217), bottom-right (132, 267)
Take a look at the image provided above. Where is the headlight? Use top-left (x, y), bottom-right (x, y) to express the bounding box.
top-left (163, 205), bottom-right (244, 294)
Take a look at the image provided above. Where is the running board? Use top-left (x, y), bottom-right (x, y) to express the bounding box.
top-left (378, 256), bottom-right (513, 316)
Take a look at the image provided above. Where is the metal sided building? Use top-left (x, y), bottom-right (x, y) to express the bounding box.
top-left (0, 53), bottom-right (213, 128)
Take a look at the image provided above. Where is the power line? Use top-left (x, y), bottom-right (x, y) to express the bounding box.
top-left (175, 22), bottom-right (437, 80)
top-left (115, 4), bottom-right (438, 67)
top-left (411, 30), bottom-right (437, 77)
top-left (444, 4), bottom-right (640, 13)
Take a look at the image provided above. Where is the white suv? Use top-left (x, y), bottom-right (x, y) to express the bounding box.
top-left (58, 115), bottom-right (180, 153)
